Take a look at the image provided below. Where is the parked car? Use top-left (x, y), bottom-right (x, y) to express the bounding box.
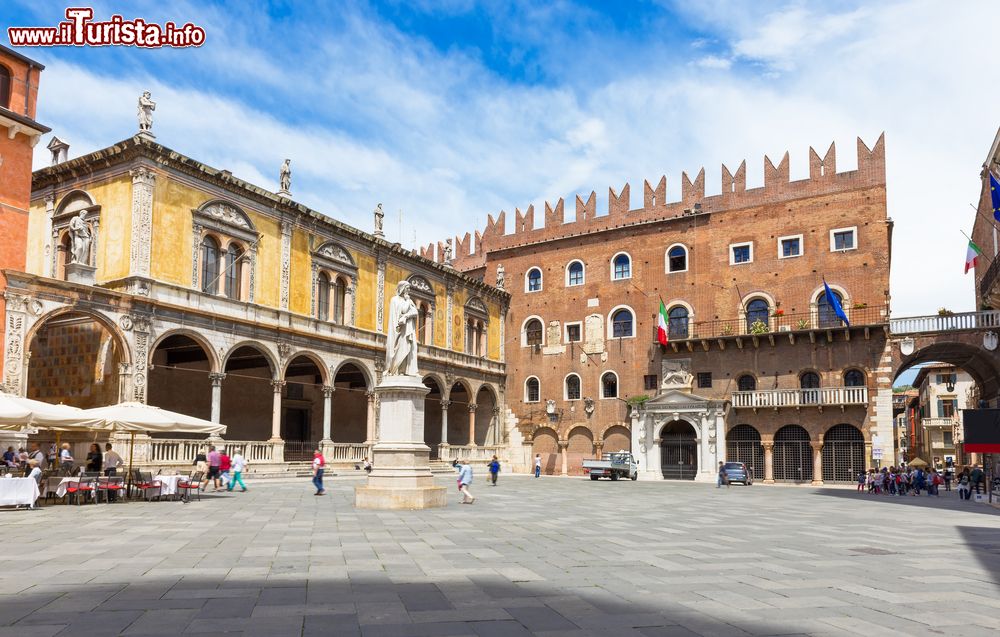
top-left (722, 462), bottom-right (753, 485)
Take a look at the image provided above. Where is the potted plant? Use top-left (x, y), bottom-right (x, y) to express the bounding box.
top-left (937, 307), bottom-right (954, 317)
top-left (749, 319), bottom-right (769, 335)
top-left (772, 308), bottom-right (785, 317)
top-left (852, 302), bottom-right (867, 309)
top-left (795, 318), bottom-right (809, 330)
top-left (721, 324), bottom-right (734, 336)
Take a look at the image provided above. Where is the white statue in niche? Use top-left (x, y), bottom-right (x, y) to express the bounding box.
top-left (68, 212), bottom-right (92, 265)
top-left (385, 280), bottom-right (419, 376)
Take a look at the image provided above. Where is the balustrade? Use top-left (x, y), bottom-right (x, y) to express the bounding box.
top-left (732, 386), bottom-right (868, 408)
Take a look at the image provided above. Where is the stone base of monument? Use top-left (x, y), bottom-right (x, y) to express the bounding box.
top-left (65, 263), bottom-right (96, 286)
top-left (355, 374), bottom-right (447, 510)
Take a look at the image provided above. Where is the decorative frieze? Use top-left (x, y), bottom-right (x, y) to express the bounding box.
top-left (129, 167), bottom-right (156, 278)
top-left (376, 255), bottom-right (386, 333)
top-left (279, 220), bottom-right (292, 310)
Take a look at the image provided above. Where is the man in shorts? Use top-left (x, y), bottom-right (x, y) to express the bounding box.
top-left (205, 445), bottom-right (221, 491)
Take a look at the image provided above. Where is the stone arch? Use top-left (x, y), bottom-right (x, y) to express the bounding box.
top-left (150, 329), bottom-right (220, 374)
top-left (281, 350), bottom-right (330, 385)
top-left (222, 341), bottom-right (277, 378)
top-left (330, 361), bottom-right (371, 444)
top-left (531, 425), bottom-right (559, 475)
top-left (602, 424), bottom-right (631, 454)
top-left (773, 424), bottom-right (813, 483)
top-left (25, 307), bottom-right (130, 407)
top-left (474, 384), bottom-right (498, 446)
top-left (221, 343), bottom-right (278, 441)
top-left (892, 340), bottom-right (1000, 402)
top-left (658, 419), bottom-right (698, 480)
top-left (566, 425), bottom-right (594, 476)
top-left (447, 380), bottom-right (473, 445)
top-left (55, 189), bottom-right (97, 213)
top-left (822, 423), bottom-right (865, 483)
top-left (727, 424), bottom-right (763, 481)
top-left (330, 357), bottom-right (374, 390)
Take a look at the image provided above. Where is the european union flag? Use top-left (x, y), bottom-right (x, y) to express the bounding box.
top-left (991, 172), bottom-right (1000, 222)
top-left (824, 280), bottom-right (850, 327)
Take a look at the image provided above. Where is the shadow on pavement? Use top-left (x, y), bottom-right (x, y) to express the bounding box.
top-left (812, 486), bottom-right (1000, 516)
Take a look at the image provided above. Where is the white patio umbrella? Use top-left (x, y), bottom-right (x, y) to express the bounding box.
top-left (0, 393), bottom-right (32, 428)
top-left (80, 402), bottom-right (227, 483)
top-left (0, 392), bottom-right (104, 430)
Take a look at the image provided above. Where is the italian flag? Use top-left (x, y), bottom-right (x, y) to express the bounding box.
top-left (657, 300), bottom-right (669, 346)
top-left (966, 239), bottom-right (983, 274)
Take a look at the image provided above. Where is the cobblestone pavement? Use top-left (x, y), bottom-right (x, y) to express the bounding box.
top-left (2, 474), bottom-right (1000, 636)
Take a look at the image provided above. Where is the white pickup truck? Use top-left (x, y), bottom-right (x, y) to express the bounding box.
top-left (582, 452), bottom-right (638, 481)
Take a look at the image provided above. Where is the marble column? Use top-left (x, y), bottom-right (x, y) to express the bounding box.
top-left (208, 372), bottom-right (225, 424)
top-left (321, 385), bottom-right (334, 443)
top-left (468, 403), bottom-right (477, 446)
top-left (763, 441), bottom-right (775, 484)
top-left (811, 442), bottom-right (824, 486)
top-left (559, 440), bottom-right (569, 476)
top-left (270, 380), bottom-right (285, 441)
top-left (366, 390), bottom-right (377, 444)
top-left (439, 400), bottom-right (451, 456)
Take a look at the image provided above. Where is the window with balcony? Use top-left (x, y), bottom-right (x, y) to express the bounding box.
top-left (612, 253), bottom-right (632, 280)
top-left (737, 375), bottom-right (757, 392)
top-left (668, 306), bottom-right (689, 339)
top-left (566, 260), bottom-right (584, 286)
top-left (844, 369), bottom-right (865, 387)
top-left (526, 267), bottom-right (543, 292)
top-left (800, 371), bottom-right (820, 404)
top-left (938, 398), bottom-right (956, 418)
top-left (818, 290), bottom-right (845, 328)
top-left (745, 298), bottom-right (769, 332)
top-left (601, 371), bottom-right (618, 398)
top-left (565, 374), bottom-right (581, 400)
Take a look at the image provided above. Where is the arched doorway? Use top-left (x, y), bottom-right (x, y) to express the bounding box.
top-left (221, 345), bottom-right (274, 441)
top-left (447, 382), bottom-right (471, 445)
top-left (26, 311), bottom-right (123, 408)
top-left (603, 425), bottom-right (630, 454)
top-left (531, 426), bottom-right (558, 475)
top-left (283, 355), bottom-right (326, 460)
top-left (566, 426), bottom-right (593, 476)
top-left (822, 424), bottom-right (865, 483)
top-left (773, 425), bottom-right (812, 482)
top-left (331, 363), bottom-right (369, 443)
top-left (659, 420), bottom-right (697, 480)
top-left (474, 386), bottom-right (497, 446)
top-left (149, 334), bottom-right (212, 421)
top-left (727, 424), bottom-right (763, 481)
top-left (423, 376), bottom-right (443, 457)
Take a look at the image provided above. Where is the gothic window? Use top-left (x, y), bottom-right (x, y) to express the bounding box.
top-left (612, 253), bottom-right (631, 280)
top-left (464, 297), bottom-right (489, 356)
top-left (667, 245), bottom-right (687, 273)
top-left (565, 374), bottom-right (581, 400)
top-left (745, 298), bottom-right (769, 332)
top-left (525, 318), bottom-right (543, 346)
top-left (668, 306), bottom-right (689, 339)
top-left (737, 374), bottom-right (757, 392)
top-left (601, 371), bottom-right (619, 399)
top-left (316, 271), bottom-right (331, 321)
top-left (200, 235), bottom-right (221, 294)
top-left (525, 377), bottom-right (540, 403)
top-left (611, 308), bottom-right (634, 338)
top-left (567, 260), bottom-right (584, 286)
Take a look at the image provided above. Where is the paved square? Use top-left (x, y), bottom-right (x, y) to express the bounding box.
top-left (2, 475), bottom-right (1000, 636)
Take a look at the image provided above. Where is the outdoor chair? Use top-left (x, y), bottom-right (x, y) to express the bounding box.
top-left (177, 471), bottom-right (204, 502)
top-left (134, 472), bottom-right (162, 501)
top-left (75, 475), bottom-right (99, 504)
top-left (62, 478), bottom-right (81, 504)
top-left (97, 476), bottom-right (126, 503)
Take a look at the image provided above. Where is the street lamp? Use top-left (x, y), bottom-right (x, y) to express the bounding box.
top-left (946, 376), bottom-right (956, 393)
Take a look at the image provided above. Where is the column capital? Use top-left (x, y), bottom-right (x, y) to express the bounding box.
top-left (271, 379), bottom-right (286, 392)
top-left (440, 399), bottom-right (452, 409)
top-left (366, 389), bottom-right (377, 401)
top-left (557, 440), bottom-right (570, 449)
top-left (468, 403), bottom-right (478, 413)
top-left (761, 441), bottom-right (774, 451)
top-left (322, 385), bottom-right (335, 398)
top-left (810, 441), bottom-right (824, 451)
top-left (208, 372), bottom-right (226, 385)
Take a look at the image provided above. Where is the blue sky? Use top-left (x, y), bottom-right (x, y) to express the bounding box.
top-left (5, 0), bottom-right (999, 331)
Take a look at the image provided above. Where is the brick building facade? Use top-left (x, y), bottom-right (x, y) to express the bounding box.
top-left (0, 45), bottom-right (47, 385)
top-left (438, 136), bottom-right (894, 482)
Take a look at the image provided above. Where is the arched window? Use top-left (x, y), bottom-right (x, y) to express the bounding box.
top-left (466, 318), bottom-right (486, 355)
top-left (525, 318), bottom-right (543, 346)
top-left (417, 302), bottom-right (431, 344)
top-left (0, 65), bottom-right (10, 109)
top-left (844, 369), bottom-right (865, 387)
top-left (525, 377), bottom-right (540, 403)
top-left (316, 272), bottom-right (331, 321)
top-left (745, 298), bottom-right (769, 332)
top-left (567, 261), bottom-right (584, 286)
top-left (800, 371), bottom-right (820, 404)
top-left (526, 267), bottom-right (543, 292)
top-left (224, 243), bottom-right (243, 300)
top-left (668, 306), bottom-right (689, 339)
top-left (612, 253), bottom-right (631, 280)
top-left (200, 236), bottom-right (221, 294)
top-left (601, 372), bottom-right (618, 399)
top-left (565, 374), bottom-right (581, 400)
top-left (332, 276), bottom-right (347, 324)
top-left (57, 232), bottom-right (71, 281)
top-left (737, 375), bottom-right (757, 392)
top-left (818, 290), bottom-right (845, 328)
top-left (667, 245), bottom-right (687, 273)
top-left (611, 308), bottom-right (634, 338)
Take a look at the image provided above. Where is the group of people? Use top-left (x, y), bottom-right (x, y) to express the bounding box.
top-left (4, 441), bottom-right (125, 482)
top-left (192, 445), bottom-right (247, 493)
top-left (858, 464), bottom-right (989, 500)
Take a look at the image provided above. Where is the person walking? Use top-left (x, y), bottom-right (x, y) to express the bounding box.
top-left (312, 449), bottom-right (326, 495)
top-left (227, 452), bottom-right (247, 492)
top-left (456, 459), bottom-right (475, 504)
top-left (218, 450), bottom-right (232, 490)
top-left (205, 445), bottom-right (222, 491)
top-left (971, 464), bottom-right (985, 495)
top-left (534, 453), bottom-right (542, 478)
top-left (59, 443), bottom-right (74, 475)
top-left (717, 461), bottom-right (728, 489)
top-left (488, 455), bottom-right (500, 486)
top-left (958, 468), bottom-right (972, 500)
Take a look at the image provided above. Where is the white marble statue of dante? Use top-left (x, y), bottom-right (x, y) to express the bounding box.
top-left (68, 211), bottom-right (91, 265)
top-left (137, 91), bottom-right (155, 132)
top-left (386, 280), bottom-right (419, 376)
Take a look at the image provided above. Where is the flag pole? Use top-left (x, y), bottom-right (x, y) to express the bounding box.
top-left (961, 229), bottom-right (996, 270)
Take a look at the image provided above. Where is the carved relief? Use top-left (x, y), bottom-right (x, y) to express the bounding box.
top-left (315, 242), bottom-right (354, 265)
top-left (279, 221), bottom-right (292, 310)
top-left (129, 167), bottom-right (156, 278)
top-left (465, 296), bottom-right (488, 315)
top-left (200, 202), bottom-right (251, 229)
top-left (4, 313), bottom-right (25, 391)
top-left (407, 275), bottom-right (434, 294)
top-left (376, 256), bottom-right (386, 333)
top-left (191, 222), bottom-right (203, 287)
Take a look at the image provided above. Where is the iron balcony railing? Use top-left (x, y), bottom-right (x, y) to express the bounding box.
top-left (658, 305), bottom-right (886, 342)
top-left (732, 386), bottom-right (868, 409)
top-left (888, 310), bottom-right (1000, 335)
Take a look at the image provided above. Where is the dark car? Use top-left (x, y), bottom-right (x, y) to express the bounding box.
top-left (722, 462), bottom-right (753, 485)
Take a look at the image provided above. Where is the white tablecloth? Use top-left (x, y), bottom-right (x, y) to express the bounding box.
top-left (154, 475), bottom-right (188, 497)
top-left (50, 477), bottom-right (80, 498)
top-left (0, 478), bottom-right (40, 506)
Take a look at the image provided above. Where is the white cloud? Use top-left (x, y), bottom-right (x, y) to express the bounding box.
top-left (25, 0), bottom-right (998, 318)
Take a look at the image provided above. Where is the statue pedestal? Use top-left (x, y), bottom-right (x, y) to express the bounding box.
top-left (355, 374), bottom-right (446, 510)
top-left (65, 263), bottom-right (96, 286)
